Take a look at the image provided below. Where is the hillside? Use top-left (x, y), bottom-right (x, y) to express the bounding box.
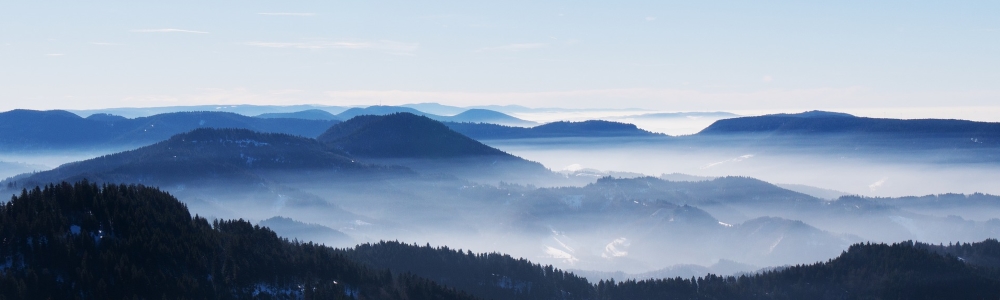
top-left (445, 120), bottom-right (663, 140)
top-left (595, 240), bottom-right (1000, 299)
top-left (335, 105), bottom-right (438, 120)
top-left (0, 109), bottom-right (339, 151)
top-left (698, 111), bottom-right (1000, 146)
top-left (335, 105), bottom-right (534, 126)
top-left (11, 128), bottom-right (379, 188)
top-left (317, 113), bottom-right (554, 184)
top-left (0, 181), bottom-right (475, 299)
top-left (318, 113), bottom-right (512, 158)
top-left (3, 180), bottom-right (998, 299)
top-left (444, 109), bottom-right (536, 126)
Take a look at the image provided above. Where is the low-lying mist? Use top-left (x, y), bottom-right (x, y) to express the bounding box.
top-left (3, 123), bottom-right (998, 280)
top-left (484, 137), bottom-right (1000, 198)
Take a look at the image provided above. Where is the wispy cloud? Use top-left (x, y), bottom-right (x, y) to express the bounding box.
top-left (869, 178), bottom-right (888, 192)
top-left (44, 53), bottom-right (65, 57)
top-left (258, 12), bottom-right (316, 16)
top-left (476, 43), bottom-right (546, 52)
top-left (702, 154), bottom-right (754, 169)
top-left (130, 29), bottom-right (209, 34)
top-left (645, 16), bottom-right (657, 21)
top-left (246, 40), bottom-right (418, 55)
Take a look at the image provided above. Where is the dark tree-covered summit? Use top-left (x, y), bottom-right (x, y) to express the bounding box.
top-left (318, 113), bottom-right (512, 158)
top-left (14, 128), bottom-right (391, 188)
top-left (0, 181), bottom-right (476, 300)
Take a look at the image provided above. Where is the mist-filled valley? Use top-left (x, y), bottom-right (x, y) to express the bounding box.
top-left (3, 105), bottom-right (1000, 294)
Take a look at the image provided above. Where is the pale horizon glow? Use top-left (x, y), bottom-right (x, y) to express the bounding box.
top-left (1, 1), bottom-right (997, 120)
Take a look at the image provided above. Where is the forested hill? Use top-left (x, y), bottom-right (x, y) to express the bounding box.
top-left (0, 109), bottom-right (339, 151)
top-left (0, 181), bottom-right (475, 299)
top-left (444, 120), bottom-right (663, 140)
top-left (11, 128), bottom-right (391, 188)
top-left (698, 111), bottom-right (1000, 145)
top-left (445, 109), bottom-right (537, 126)
top-left (334, 105), bottom-right (535, 126)
top-left (594, 240), bottom-right (1000, 300)
top-left (2, 180), bottom-right (999, 299)
top-left (318, 113), bottom-right (512, 158)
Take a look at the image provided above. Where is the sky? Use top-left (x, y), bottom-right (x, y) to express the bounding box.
top-left (1, 1), bottom-right (999, 120)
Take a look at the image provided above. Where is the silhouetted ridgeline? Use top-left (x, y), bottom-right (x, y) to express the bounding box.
top-left (445, 120), bottom-right (663, 140)
top-left (13, 128), bottom-right (396, 188)
top-left (344, 241), bottom-right (596, 300)
top-left (698, 111), bottom-right (1000, 146)
top-left (334, 106), bottom-right (535, 126)
top-left (318, 113), bottom-right (511, 158)
top-left (2, 181), bottom-right (999, 299)
top-left (0, 109), bottom-right (339, 151)
top-left (257, 109), bottom-right (340, 121)
top-left (0, 181), bottom-right (474, 299)
top-left (593, 240), bottom-right (1000, 300)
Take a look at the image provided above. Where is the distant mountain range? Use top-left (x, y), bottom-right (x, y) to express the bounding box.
top-left (70, 104), bottom-right (351, 119)
top-left (445, 120), bottom-right (663, 140)
top-left (613, 111), bottom-right (740, 120)
top-left (334, 105), bottom-right (538, 126)
top-left (21, 108), bottom-right (997, 154)
top-left (256, 109), bottom-right (339, 120)
top-left (0, 109), bottom-right (339, 151)
top-left (6, 113), bottom-right (553, 188)
top-left (698, 110), bottom-right (1000, 146)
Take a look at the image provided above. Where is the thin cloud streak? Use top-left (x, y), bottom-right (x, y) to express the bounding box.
top-left (246, 40), bottom-right (418, 55)
top-left (258, 13), bottom-right (316, 16)
top-left (476, 43), bottom-right (546, 52)
top-left (130, 29), bottom-right (210, 34)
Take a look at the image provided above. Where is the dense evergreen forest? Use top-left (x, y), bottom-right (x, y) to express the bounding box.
top-left (2, 181), bottom-right (999, 299)
top-left (0, 181), bottom-right (473, 299)
top-left (343, 240), bottom-right (1000, 300)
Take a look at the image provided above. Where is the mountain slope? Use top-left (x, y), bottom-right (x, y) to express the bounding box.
top-left (0, 181), bottom-right (475, 299)
top-left (445, 120), bottom-right (663, 140)
top-left (0, 109), bottom-right (112, 150)
top-left (4, 180), bottom-right (998, 299)
top-left (336, 105), bottom-right (440, 120)
top-left (698, 111), bottom-right (1000, 144)
top-left (444, 109), bottom-right (536, 126)
top-left (318, 113), bottom-right (512, 158)
top-left (14, 128), bottom-right (377, 187)
top-left (317, 113), bottom-right (554, 184)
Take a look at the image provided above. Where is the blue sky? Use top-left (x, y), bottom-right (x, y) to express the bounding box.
top-left (1, 1), bottom-right (998, 118)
